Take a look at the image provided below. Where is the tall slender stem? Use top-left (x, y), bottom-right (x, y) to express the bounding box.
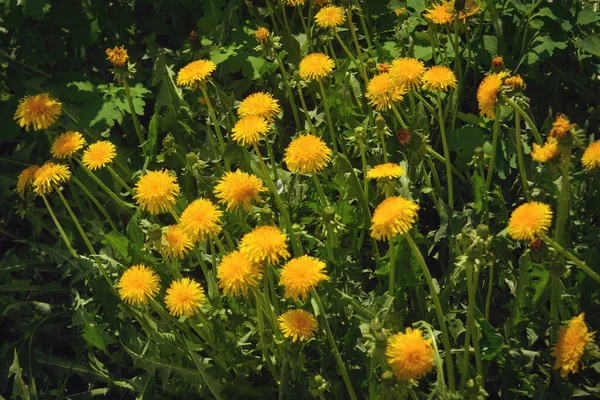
top-left (70, 177), bottom-right (118, 232)
top-left (107, 165), bottom-right (135, 197)
top-left (543, 236), bottom-right (600, 285)
top-left (274, 53), bottom-right (302, 130)
top-left (484, 115), bottom-right (500, 194)
top-left (485, 261), bottom-right (494, 320)
top-left (358, 138), bottom-right (369, 199)
top-left (200, 84), bottom-right (229, 171)
top-left (312, 174), bottom-right (328, 206)
top-left (436, 91), bottom-right (454, 210)
top-left (333, 30), bottom-right (366, 84)
top-left (346, 8), bottom-right (369, 84)
top-left (122, 78), bottom-right (144, 146)
top-left (352, 0), bottom-right (373, 49)
top-left (388, 236), bottom-right (396, 297)
top-left (296, 82), bottom-right (315, 132)
top-left (317, 80), bottom-right (339, 154)
top-left (514, 111), bottom-right (531, 200)
top-left (503, 96), bottom-right (543, 144)
top-left (40, 194), bottom-right (78, 258)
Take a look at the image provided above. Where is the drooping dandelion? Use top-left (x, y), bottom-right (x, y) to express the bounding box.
top-left (531, 138), bottom-right (560, 163)
top-left (279, 255), bottom-right (328, 300)
top-left (389, 58), bottom-right (426, 90)
top-left (367, 163), bottom-right (405, 180)
top-left (162, 225), bottom-right (193, 259)
top-left (477, 72), bottom-right (508, 119)
top-left (179, 198), bottom-right (223, 242)
top-left (507, 202), bottom-right (553, 241)
top-left (423, 1), bottom-right (454, 24)
top-left (214, 170), bottom-right (266, 211)
top-left (315, 5), bottom-right (346, 29)
top-left (283, 0), bottom-right (305, 6)
top-left (238, 92), bottom-right (281, 122)
top-left (32, 162), bottom-right (71, 195)
top-left (552, 313), bottom-right (596, 377)
top-left (366, 73), bottom-right (406, 111)
top-left (16, 165), bottom-right (40, 198)
top-left (279, 309), bottom-right (319, 342)
top-left (176, 60), bottom-right (216, 87)
top-left (582, 140), bottom-right (600, 171)
top-left (81, 141), bottom-right (117, 170)
top-left (386, 327), bottom-right (435, 381)
top-left (231, 115), bottom-right (270, 146)
top-left (550, 114), bottom-right (576, 139)
top-left (164, 277), bottom-right (207, 317)
top-left (455, 0), bottom-right (482, 21)
top-left (422, 66), bottom-right (457, 92)
top-left (504, 75), bottom-right (526, 90)
top-left (299, 53), bottom-right (335, 81)
top-left (14, 93), bottom-right (62, 131)
top-left (284, 134), bottom-right (332, 174)
top-left (51, 131), bottom-right (85, 159)
top-left (240, 225), bottom-right (290, 265)
top-left (371, 196), bottom-right (419, 241)
top-left (217, 250), bottom-right (262, 296)
top-left (105, 46), bottom-right (129, 67)
top-left (117, 264), bottom-right (160, 306)
top-left (134, 170), bottom-right (180, 215)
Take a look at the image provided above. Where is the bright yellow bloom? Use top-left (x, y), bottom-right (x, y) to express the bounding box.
top-left (386, 327), bottom-right (435, 381)
top-left (367, 163), bottom-right (405, 180)
top-left (371, 196), bottom-right (419, 241)
top-left (315, 5), bottom-right (346, 29)
top-left (176, 60), bottom-right (216, 87)
top-left (82, 141), bottom-right (117, 170)
top-left (531, 138), bottom-right (560, 163)
top-left (552, 313), bottom-right (595, 377)
top-left (283, 0), bottom-right (305, 6)
top-left (217, 250), bottom-right (262, 296)
top-left (299, 53), bottom-right (335, 81)
top-left (422, 66), bottom-right (457, 92)
top-left (231, 115), bottom-right (270, 146)
top-left (50, 131), bottom-right (85, 159)
top-left (366, 73), bottom-right (406, 111)
top-left (582, 140), bottom-right (600, 171)
top-left (507, 202), bottom-right (553, 241)
top-left (14, 93), bottom-right (62, 131)
top-left (423, 1), bottom-right (454, 24)
top-left (280, 255), bottom-right (328, 300)
top-left (255, 27), bottom-right (270, 42)
top-left (33, 162), bottom-right (71, 195)
top-left (117, 264), bottom-right (160, 306)
top-left (214, 170), bottom-right (266, 211)
top-left (179, 198), bottom-right (223, 242)
top-left (279, 309), bottom-right (319, 342)
top-left (550, 114), bottom-right (576, 139)
top-left (105, 46), bottom-right (129, 67)
top-left (134, 170), bottom-right (181, 215)
top-left (16, 165), bottom-right (40, 198)
top-left (389, 58), bottom-right (425, 90)
top-left (238, 92), bottom-right (281, 122)
top-left (162, 225), bottom-right (193, 259)
top-left (284, 134), bottom-right (332, 174)
top-left (165, 277), bottom-right (206, 317)
top-left (240, 225), bottom-right (290, 265)
top-left (477, 72), bottom-right (508, 120)
top-left (504, 75), bottom-right (526, 90)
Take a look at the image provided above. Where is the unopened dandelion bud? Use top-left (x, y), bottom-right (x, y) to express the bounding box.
top-left (466, 379), bottom-right (475, 389)
top-left (260, 207), bottom-right (273, 222)
top-left (186, 152), bottom-right (199, 166)
top-left (354, 126), bottom-right (366, 141)
top-left (397, 128), bottom-right (412, 146)
top-left (375, 115), bottom-right (386, 130)
top-left (491, 56), bottom-right (505, 72)
top-left (367, 58), bottom-right (377, 70)
top-left (323, 206), bottom-right (336, 223)
top-left (476, 224), bottom-right (489, 240)
top-left (163, 133), bottom-right (176, 150)
top-left (381, 370), bottom-right (396, 386)
top-left (293, 70), bottom-right (301, 82)
top-left (292, 223), bottom-right (302, 233)
top-left (375, 332), bottom-right (388, 348)
top-left (189, 31), bottom-right (199, 42)
top-left (369, 321), bottom-right (382, 336)
top-left (148, 223), bottom-right (162, 241)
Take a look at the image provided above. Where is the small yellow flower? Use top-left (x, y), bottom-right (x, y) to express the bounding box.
top-left (423, 1), bottom-right (454, 24)
top-left (491, 56), bottom-right (505, 70)
top-left (507, 202), bottom-right (553, 241)
top-left (504, 75), bottom-right (526, 90)
top-left (386, 327), bottom-right (435, 381)
top-left (165, 277), bottom-right (207, 318)
top-left (389, 58), bottom-right (426, 90)
top-left (531, 138), bottom-right (560, 163)
top-left (366, 73), bottom-right (406, 111)
top-left (217, 250), bottom-right (262, 296)
top-left (422, 66), bottom-right (457, 92)
top-left (117, 264), bottom-right (160, 306)
top-left (134, 170), bottom-right (181, 215)
top-left (105, 46), bottom-right (129, 67)
top-left (50, 131), bottom-right (85, 159)
top-left (279, 255), bottom-right (328, 300)
top-left (81, 141), bottom-right (117, 170)
top-left (33, 162), bottom-right (71, 195)
top-left (238, 92), bottom-right (281, 122)
top-left (279, 309), bottom-right (318, 342)
top-left (240, 225), bottom-right (290, 265)
top-left (176, 60), bottom-right (216, 87)
top-left (552, 313), bottom-right (595, 377)
top-left (162, 225), bottom-right (193, 259)
top-left (371, 196), bottom-right (419, 241)
top-left (299, 53), bottom-right (335, 81)
top-left (367, 163), bottom-right (405, 180)
top-left (582, 140), bottom-right (600, 171)
top-left (214, 170), bottom-right (266, 211)
top-left (14, 93), bottom-right (62, 131)
top-left (315, 5), bottom-right (346, 29)
top-left (255, 27), bottom-right (270, 43)
top-left (179, 198), bottom-right (223, 242)
top-left (550, 114), bottom-right (576, 139)
top-left (284, 134), bottom-right (332, 174)
top-left (231, 115), bottom-right (270, 146)
top-left (283, 0), bottom-right (305, 6)
top-left (477, 72), bottom-right (508, 120)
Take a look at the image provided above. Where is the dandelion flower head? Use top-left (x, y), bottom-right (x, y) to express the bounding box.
top-left (504, 75), bottom-right (526, 90)
top-left (176, 60), bottom-right (216, 87)
top-left (117, 264), bottom-right (160, 306)
top-left (14, 93), bottom-right (62, 131)
top-left (240, 225), bottom-right (290, 265)
top-left (165, 277), bottom-right (206, 318)
top-left (477, 72), bottom-right (508, 120)
top-left (371, 196), bottom-right (419, 241)
top-left (163, 225), bottom-right (193, 259)
top-left (255, 27), bottom-right (270, 43)
top-left (33, 162), bottom-right (71, 195)
top-left (82, 141), bottom-right (117, 170)
top-left (389, 58), bottom-right (426, 90)
top-left (238, 92), bottom-right (281, 122)
top-left (231, 115), bottom-right (270, 146)
top-left (366, 73), bottom-right (406, 111)
top-left (51, 131), bottom-right (85, 159)
top-left (279, 309), bottom-right (319, 342)
top-left (284, 0), bottom-right (305, 6)
top-left (299, 53), bottom-right (335, 81)
top-left (179, 198), bottom-right (223, 242)
top-left (507, 201), bottom-right (553, 241)
top-left (134, 170), bottom-right (181, 215)
top-left (16, 165), bottom-right (40, 198)
top-left (315, 5), bottom-right (346, 29)
top-left (214, 170), bottom-right (266, 211)
top-left (550, 114), bottom-right (576, 139)
top-left (423, 1), bottom-right (454, 24)
top-left (284, 134), bottom-right (332, 174)
top-left (582, 140), bottom-right (600, 171)
top-left (386, 327), bottom-right (435, 381)
top-left (106, 46), bottom-right (129, 67)
top-left (422, 66), bottom-right (457, 92)
top-left (217, 250), bottom-right (262, 296)
top-left (552, 313), bottom-right (595, 377)
top-left (367, 163), bottom-right (405, 180)
top-left (531, 138), bottom-right (560, 163)
top-left (280, 255), bottom-right (328, 300)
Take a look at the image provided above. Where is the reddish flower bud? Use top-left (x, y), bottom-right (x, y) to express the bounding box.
top-left (397, 129), bottom-right (412, 146)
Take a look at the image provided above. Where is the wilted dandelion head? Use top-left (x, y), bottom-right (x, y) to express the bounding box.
top-left (165, 277), bottom-right (206, 318)
top-left (504, 75), bottom-right (526, 90)
top-left (582, 140), bottom-right (600, 171)
top-left (367, 163), bottom-right (405, 180)
top-left (117, 264), bottom-right (160, 306)
top-left (507, 202), bottom-right (553, 241)
top-left (423, 1), bottom-right (454, 24)
top-left (16, 165), bottom-right (40, 198)
top-left (477, 72), bottom-right (508, 120)
top-left (299, 53), bottom-right (335, 81)
top-left (366, 73), bottom-right (406, 111)
top-left (422, 66), bottom-right (457, 92)
top-left (378, 63), bottom-right (390, 73)
top-left (255, 27), bottom-right (270, 43)
top-left (550, 114), bottom-right (576, 139)
top-left (531, 138), bottom-right (559, 163)
top-left (240, 225), bottom-right (290, 265)
top-left (284, 134), bottom-right (332, 174)
top-left (179, 198), bottom-right (223, 242)
top-left (217, 250), bottom-right (262, 297)
top-left (214, 170), bottom-right (266, 211)
top-left (315, 5), bottom-right (346, 29)
top-left (231, 115), bottom-right (270, 146)
top-left (162, 225), bottom-right (193, 259)
top-left (279, 255), bottom-right (328, 300)
top-left (134, 170), bottom-right (181, 215)
top-left (176, 60), bottom-right (216, 87)
top-left (456, 0), bottom-right (482, 21)
top-left (33, 162), bottom-right (71, 195)
top-left (238, 92), bottom-right (281, 122)
top-left (389, 58), bottom-right (425, 90)
top-left (371, 196), bottom-right (419, 241)
top-left (283, 0), bottom-right (305, 6)
top-left (82, 141), bottom-right (117, 170)
top-left (14, 93), bottom-right (62, 131)
top-left (552, 313), bottom-right (595, 377)
top-left (105, 46), bottom-right (129, 67)
top-left (279, 309), bottom-right (318, 342)
top-left (51, 131), bottom-right (85, 159)
top-left (491, 56), bottom-right (504, 69)
top-left (386, 328), bottom-right (435, 381)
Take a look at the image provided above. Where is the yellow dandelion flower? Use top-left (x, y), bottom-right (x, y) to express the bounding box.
top-left (504, 74), bottom-right (526, 90)
top-left (531, 138), bottom-right (560, 163)
top-left (553, 313), bottom-right (596, 377)
top-left (389, 58), bottom-right (426, 90)
top-left (32, 162), bottom-right (71, 195)
top-left (231, 115), bottom-right (270, 146)
top-left (81, 141), bottom-right (117, 170)
top-left (477, 72), bottom-right (508, 120)
top-left (367, 163), bottom-right (405, 180)
top-left (315, 5), bottom-right (346, 29)
top-left (240, 225), bottom-right (290, 265)
top-left (366, 73), bottom-right (406, 111)
top-left (386, 327), bottom-right (435, 381)
top-left (16, 165), bottom-right (40, 198)
top-left (179, 198), bottom-right (223, 242)
top-left (117, 264), bottom-right (160, 306)
top-left (456, 0), bottom-right (482, 21)
top-left (165, 277), bottom-right (206, 318)
top-left (284, 134), bottom-right (332, 174)
top-left (422, 66), bottom-right (457, 92)
top-left (423, 1), bottom-right (454, 24)
top-left (507, 202), bottom-right (553, 241)
top-left (255, 27), bottom-right (270, 43)
top-left (279, 255), bottom-right (328, 300)
top-left (238, 92), bottom-right (281, 122)
top-left (550, 114), bottom-right (576, 139)
top-left (105, 46), bottom-right (129, 67)
top-left (217, 250), bottom-right (262, 296)
top-left (14, 93), bottom-right (62, 131)
top-left (214, 170), bottom-right (266, 211)
top-left (176, 60), bottom-right (216, 87)
top-left (299, 53), bottom-right (335, 81)
top-left (50, 131), bottom-right (85, 159)
top-left (371, 196), bottom-right (419, 241)
top-left (134, 170), bottom-right (181, 215)
top-left (582, 140), bottom-right (600, 171)
top-left (283, 0), bottom-right (305, 6)
top-left (279, 309), bottom-right (319, 342)
top-left (162, 225), bottom-right (193, 259)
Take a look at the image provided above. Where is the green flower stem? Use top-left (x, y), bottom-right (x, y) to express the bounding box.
top-left (550, 276), bottom-right (560, 343)
top-left (352, 0), bottom-right (373, 49)
top-left (280, 2), bottom-right (294, 38)
top-left (200, 84), bottom-right (230, 171)
top-left (265, 139), bottom-right (280, 181)
top-left (252, 289), bottom-right (281, 382)
top-left (317, 79), bottom-right (339, 154)
top-left (391, 102), bottom-right (408, 130)
top-left (345, 8), bottom-right (369, 85)
top-left (296, 82), bottom-right (316, 133)
top-left (514, 111), bottom-right (532, 201)
top-left (212, 234), bottom-right (228, 255)
top-left (121, 78), bottom-right (145, 146)
top-left (273, 52), bottom-right (301, 131)
top-left (426, 147), bottom-right (468, 185)
top-left (413, 90), bottom-right (436, 116)
top-left (357, 138), bottom-right (369, 200)
top-left (554, 144), bottom-right (572, 247)
top-left (106, 165), bottom-right (135, 197)
top-left (40, 194), bottom-right (78, 258)
top-left (267, 265), bottom-right (281, 316)
top-left (405, 234), bottom-right (456, 391)
top-left (299, 7), bottom-right (313, 52)
top-left (388, 236), bottom-right (396, 298)
top-left (333, 30), bottom-right (367, 85)
top-left (327, 40), bottom-right (339, 65)
top-left (468, 261), bottom-right (482, 379)
top-left (159, 247), bottom-right (181, 279)
top-left (485, 261), bottom-right (494, 320)
top-left (435, 91), bottom-right (454, 210)
top-left (311, 288), bottom-right (358, 400)
top-left (484, 114), bottom-right (500, 194)
top-left (378, 128), bottom-right (389, 163)
top-left (312, 174), bottom-right (328, 206)
top-left (543, 236), bottom-right (600, 285)
top-left (503, 96), bottom-right (543, 144)
top-left (193, 248), bottom-right (218, 299)
top-left (325, 223), bottom-right (336, 262)
top-left (70, 177), bottom-right (118, 232)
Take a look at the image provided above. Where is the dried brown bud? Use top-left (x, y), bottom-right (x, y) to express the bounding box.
top-left (397, 129), bottom-right (412, 146)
